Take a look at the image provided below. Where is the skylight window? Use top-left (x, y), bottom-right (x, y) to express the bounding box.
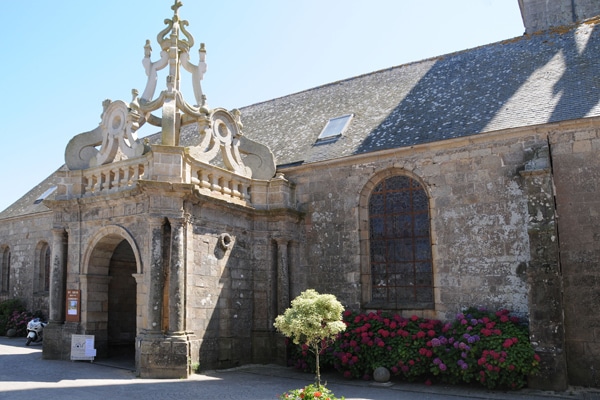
top-left (34, 186), bottom-right (57, 204)
top-left (317, 114), bottom-right (353, 141)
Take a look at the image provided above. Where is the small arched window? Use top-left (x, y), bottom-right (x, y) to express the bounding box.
top-left (44, 246), bottom-right (51, 291)
top-left (35, 242), bottom-right (51, 293)
top-left (1, 246), bottom-right (10, 293)
top-left (368, 175), bottom-right (433, 309)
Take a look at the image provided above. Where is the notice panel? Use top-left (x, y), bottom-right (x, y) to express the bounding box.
top-left (70, 334), bottom-right (96, 361)
top-left (65, 290), bottom-right (80, 322)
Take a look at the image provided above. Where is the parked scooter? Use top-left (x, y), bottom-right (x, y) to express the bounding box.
top-left (25, 318), bottom-right (47, 346)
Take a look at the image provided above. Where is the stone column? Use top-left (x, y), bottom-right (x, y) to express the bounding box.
top-left (520, 146), bottom-right (568, 391)
top-left (275, 238), bottom-right (290, 315)
top-left (168, 217), bottom-right (186, 334)
top-left (288, 240), bottom-right (301, 300)
top-left (49, 228), bottom-right (67, 323)
top-left (146, 218), bottom-right (165, 334)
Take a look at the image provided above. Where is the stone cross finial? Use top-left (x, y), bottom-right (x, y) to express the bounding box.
top-left (137, 1), bottom-right (206, 146)
top-left (171, 0), bottom-right (182, 18)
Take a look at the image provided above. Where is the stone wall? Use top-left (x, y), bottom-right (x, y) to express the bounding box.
top-left (284, 130), bottom-right (542, 322)
top-left (550, 124), bottom-right (600, 387)
top-left (187, 201), bottom-right (258, 370)
top-left (0, 211), bottom-right (53, 316)
top-left (185, 201), bottom-right (302, 369)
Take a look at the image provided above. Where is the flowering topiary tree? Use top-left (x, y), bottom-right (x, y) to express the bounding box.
top-left (274, 289), bottom-right (346, 389)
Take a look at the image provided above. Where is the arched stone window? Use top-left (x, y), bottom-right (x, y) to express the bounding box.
top-left (1, 246), bottom-right (10, 293)
top-left (360, 172), bottom-right (433, 310)
top-left (35, 242), bottom-right (51, 293)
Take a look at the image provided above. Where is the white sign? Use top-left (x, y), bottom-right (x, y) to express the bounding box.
top-left (71, 335), bottom-right (96, 361)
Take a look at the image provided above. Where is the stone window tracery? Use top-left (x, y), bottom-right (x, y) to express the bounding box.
top-left (367, 175), bottom-right (433, 309)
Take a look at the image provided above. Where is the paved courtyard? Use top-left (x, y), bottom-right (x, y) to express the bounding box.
top-left (0, 336), bottom-right (595, 399)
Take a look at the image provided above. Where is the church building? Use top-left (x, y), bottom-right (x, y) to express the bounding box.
top-left (1, 0), bottom-right (600, 389)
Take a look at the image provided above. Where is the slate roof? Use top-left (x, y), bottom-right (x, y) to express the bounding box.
top-left (0, 166), bottom-right (65, 219)
top-left (2, 19), bottom-right (600, 219)
top-left (238, 19), bottom-right (600, 166)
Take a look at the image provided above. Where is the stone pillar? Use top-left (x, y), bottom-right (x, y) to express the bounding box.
top-left (288, 240), bottom-right (300, 300)
top-left (138, 216), bottom-right (196, 379)
top-left (168, 217), bottom-right (186, 334)
top-left (275, 238), bottom-right (290, 315)
top-left (520, 146), bottom-right (568, 391)
top-left (146, 218), bottom-right (165, 334)
top-left (274, 237), bottom-right (290, 366)
top-left (49, 228), bottom-right (67, 323)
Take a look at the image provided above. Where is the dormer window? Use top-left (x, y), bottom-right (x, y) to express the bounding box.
top-left (317, 114), bottom-right (353, 142)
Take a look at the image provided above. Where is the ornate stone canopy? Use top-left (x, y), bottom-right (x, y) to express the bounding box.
top-left (64, 0), bottom-right (275, 182)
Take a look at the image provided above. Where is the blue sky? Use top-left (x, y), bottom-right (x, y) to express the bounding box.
top-left (0, 1), bottom-right (524, 211)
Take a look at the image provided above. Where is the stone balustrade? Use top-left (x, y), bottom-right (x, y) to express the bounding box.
top-left (57, 148), bottom-right (294, 212)
top-left (190, 163), bottom-right (251, 205)
top-left (82, 159), bottom-right (148, 196)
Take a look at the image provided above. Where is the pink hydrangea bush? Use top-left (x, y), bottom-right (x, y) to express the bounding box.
top-left (287, 307), bottom-right (539, 390)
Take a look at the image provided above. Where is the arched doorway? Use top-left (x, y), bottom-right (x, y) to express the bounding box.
top-left (107, 239), bottom-right (137, 361)
top-left (82, 226), bottom-right (141, 368)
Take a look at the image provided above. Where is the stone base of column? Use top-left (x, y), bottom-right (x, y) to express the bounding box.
top-left (137, 332), bottom-right (199, 379)
top-left (527, 348), bottom-right (568, 391)
top-left (42, 322), bottom-right (80, 360)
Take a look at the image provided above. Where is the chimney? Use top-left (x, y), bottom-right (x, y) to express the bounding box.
top-left (518, 0), bottom-right (600, 34)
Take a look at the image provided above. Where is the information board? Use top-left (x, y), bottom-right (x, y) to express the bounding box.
top-left (70, 334), bottom-right (96, 361)
top-left (65, 290), bottom-right (80, 323)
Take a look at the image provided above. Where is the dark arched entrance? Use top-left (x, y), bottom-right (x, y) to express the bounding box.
top-left (107, 239), bottom-right (137, 362)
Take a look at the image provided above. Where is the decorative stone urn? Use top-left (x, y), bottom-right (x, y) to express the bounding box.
top-left (373, 366), bottom-right (391, 383)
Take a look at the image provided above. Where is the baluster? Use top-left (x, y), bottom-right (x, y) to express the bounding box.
top-left (241, 183), bottom-right (250, 201)
top-left (210, 174), bottom-right (221, 192)
top-left (91, 174), bottom-right (100, 193)
top-left (131, 165), bottom-right (140, 182)
top-left (190, 166), bottom-right (200, 184)
top-left (84, 175), bottom-right (93, 194)
top-left (199, 169), bottom-right (211, 189)
top-left (111, 168), bottom-right (118, 189)
top-left (221, 177), bottom-right (231, 196)
top-left (232, 179), bottom-right (241, 199)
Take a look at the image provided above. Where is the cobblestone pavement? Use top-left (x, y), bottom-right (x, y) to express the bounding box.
top-left (1, 336), bottom-right (597, 400)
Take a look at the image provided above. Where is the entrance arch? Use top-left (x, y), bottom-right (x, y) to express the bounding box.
top-left (81, 226), bottom-right (142, 363)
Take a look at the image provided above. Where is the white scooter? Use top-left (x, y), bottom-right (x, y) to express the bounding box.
top-left (25, 318), bottom-right (47, 346)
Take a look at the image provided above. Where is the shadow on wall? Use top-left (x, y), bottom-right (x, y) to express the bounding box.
top-left (355, 23), bottom-right (600, 154)
top-left (196, 229), bottom-right (270, 370)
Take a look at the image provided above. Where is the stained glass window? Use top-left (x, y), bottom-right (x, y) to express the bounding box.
top-left (369, 176), bottom-right (433, 308)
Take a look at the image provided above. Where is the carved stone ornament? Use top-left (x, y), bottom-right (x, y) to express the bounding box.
top-left (65, 95), bottom-right (148, 170)
top-left (64, 0), bottom-right (276, 180)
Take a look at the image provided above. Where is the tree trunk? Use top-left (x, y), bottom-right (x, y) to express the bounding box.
top-left (314, 343), bottom-right (321, 389)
